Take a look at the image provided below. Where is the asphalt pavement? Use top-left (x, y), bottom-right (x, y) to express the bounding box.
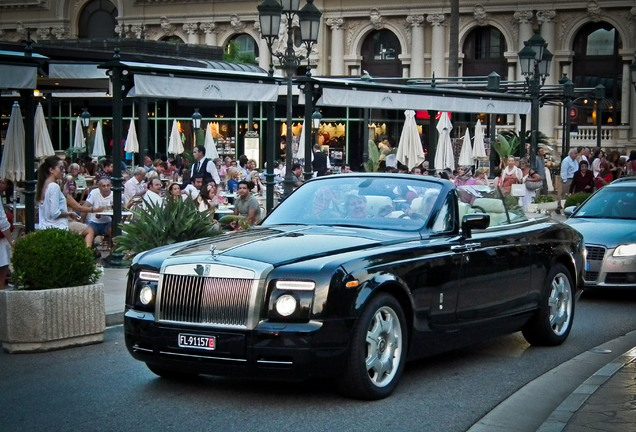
top-left (99, 210), bottom-right (636, 432)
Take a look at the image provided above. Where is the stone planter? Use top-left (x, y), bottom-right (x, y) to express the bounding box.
top-left (0, 283), bottom-right (105, 353)
top-left (536, 201), bottom-right (558, 212)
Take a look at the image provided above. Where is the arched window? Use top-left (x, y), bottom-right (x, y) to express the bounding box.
top-left (224, 34), bottom-right (259, 64)
top-left (462, 26), bottom-right (507, 78)
top-left (361, 30), bottom-right (402, 77)
top-left (78, 0), bottom-right (117, 39)
top-left (572, 23), bottom-right (621, 126)
top-left (160, 35), bottom-right (185, 44)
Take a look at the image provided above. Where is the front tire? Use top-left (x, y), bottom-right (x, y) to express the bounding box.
top-left (338, 293), bottom-right (407, 400)
top-left (522, 264), bottom-right (575, 346)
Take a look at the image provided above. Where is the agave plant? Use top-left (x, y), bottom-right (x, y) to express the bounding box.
top-left (114, 198), bottom-right (221, 258)
top-left (492, 133), bottom-right (520, 162)
top-left (363, 139), bottom-right (397, 172)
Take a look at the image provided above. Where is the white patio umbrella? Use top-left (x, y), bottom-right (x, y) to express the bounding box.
top-left (472, 119), bottom-right (488, 159)
top-left (0, 101), bottom-right (25, 182)
top-left (167, 119), bottom-right (184, 155)
top-left (72, 116), bottom-right (85, 150)
top-left (91, 120), bottom-right (106, 158)
top-left (34, 102), bottom-right (55, 159)
top-left (124, 119), bottom-right (139, 153)
top-left (396, 109), bottom-right (426, 170)
top-left (458, 128), bottom-right (474, 167)
top-left (204, 122), bottom-right (219, 159)
top-left (434, 112), bottom-right (455, 172)
top-left (293, 121), bottom-right (305, 160)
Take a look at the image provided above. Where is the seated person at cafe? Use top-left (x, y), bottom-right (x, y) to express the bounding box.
top-left (291, 163), bottom-right (304, 188)
top-left (143, 178), bottom-right (165, 209)
top-left (123, 167), bottom-right (147, 206)
top-left (234, 180), bottom-right (260, 226)
top-left (183, 175), bottom-right (205, 200)
top-left (83, 178), bottom-right (114, 249)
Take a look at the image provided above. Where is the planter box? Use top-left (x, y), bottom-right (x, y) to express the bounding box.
top-left (536, 201), bottom-right (558, 212)
top-left (0, 283), bottom-right (105, 353)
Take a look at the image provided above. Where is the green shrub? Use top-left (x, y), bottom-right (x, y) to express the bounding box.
top-left (114, 198), bottom-right (221, 258)
top-left (533, 194), bottom-right (556, 203)
top-left (565, 192), bottom-right (591, 208)
top-left (12, 229), bottom-right (100, 290)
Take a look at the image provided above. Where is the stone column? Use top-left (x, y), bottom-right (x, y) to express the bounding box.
top-left (407, 15), bottom-right (425, 79)
top-left (514, 11), bottom-right (534, 82)
top-left (183, 23), bottom-right (200, 44)
top-left (200, 22), bottom-right (217, 46)
top-left (427, 14), bottom-right (446, 78)
top-left (621, 60), bottom-right (630, 125)
top-left (326, 17), bottom-right (345, 76)
top-left (537, 10), bottom-right (557, 140)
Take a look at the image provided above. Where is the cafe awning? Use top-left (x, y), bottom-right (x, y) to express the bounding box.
top-left (312, 77), bottom-right (531, 115)
top-left (0, 50), bottom-right (46, 90)
top-left (120, 61), bottom-right (279, 103)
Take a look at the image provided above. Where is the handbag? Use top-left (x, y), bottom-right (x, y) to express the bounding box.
top-left (511, 183), bottom-right (526, 196)
top-left (525, 180), bottom-right (542, 191)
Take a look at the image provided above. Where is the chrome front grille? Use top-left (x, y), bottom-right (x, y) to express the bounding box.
top-left (158, 274), bottom-right (254, 328)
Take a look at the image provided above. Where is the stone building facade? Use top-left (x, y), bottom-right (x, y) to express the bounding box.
top-left (1, 0), bottom-right (635, 155)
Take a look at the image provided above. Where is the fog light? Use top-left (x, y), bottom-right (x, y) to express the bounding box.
top-left (139, 286), bottom-right (154, 305)
top-left (275, 294), bottom-right (297, 317)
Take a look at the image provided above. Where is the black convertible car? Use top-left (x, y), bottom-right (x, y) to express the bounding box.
top-left (124, 174), bottom-right (584, 399)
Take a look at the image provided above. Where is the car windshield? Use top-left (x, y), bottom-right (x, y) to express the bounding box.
top-left (262, 175), bottom-right (444, 232)
top-left (573, 185), bottom-right (636, 220)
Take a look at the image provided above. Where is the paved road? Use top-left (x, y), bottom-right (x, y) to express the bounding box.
top-left (1, 290), bottom-right (634, 432)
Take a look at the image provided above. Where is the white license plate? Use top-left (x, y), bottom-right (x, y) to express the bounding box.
top-left (178, 333), bottom-right (216, 350)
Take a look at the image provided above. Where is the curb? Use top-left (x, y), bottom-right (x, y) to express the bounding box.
top-left (536, 346), bottom-right (636, 432)
top-left (105, 312), bottom-right (124, 327)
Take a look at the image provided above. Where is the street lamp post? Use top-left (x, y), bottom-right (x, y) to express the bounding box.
top-left (81, 107), bottom-right (91, 138)
top-left (192, 107), bottom-right (202, 146)
top-left (559, 75), bottom-right (574, 157)
top-left (594, 84), bottom-right (605, 149)
top-left (258, 0), bottom-right (322, 198)
top-left (518, 33), bottom-right (553, 169)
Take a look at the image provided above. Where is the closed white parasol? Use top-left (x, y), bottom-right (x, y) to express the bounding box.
top-left (434, 112), bottom-right (455, 172)
top-left (396, 109), bottom-right (426, 170)
top-left (34, 103), bottom-right (55, 159)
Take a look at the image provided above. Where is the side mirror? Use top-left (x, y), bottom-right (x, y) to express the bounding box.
top-left (461, 213), bottom-right (490, 237)
top-left (563, 206), bottom-right (576, 217)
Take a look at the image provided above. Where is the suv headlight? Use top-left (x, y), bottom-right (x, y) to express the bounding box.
top-left (268, 280), bottom-right (316, 322)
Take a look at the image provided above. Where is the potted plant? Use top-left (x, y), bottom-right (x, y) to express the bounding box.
top-left (533, 194), bottom-right (558, 213)
top-left (0, 229), bottom-right (104, 353)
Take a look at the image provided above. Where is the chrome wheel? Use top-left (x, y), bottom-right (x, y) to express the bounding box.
top-left (366, 305), bottom-right (403, 388)
top-left (548, 272), bottom-right (573, 336)
top-left (522, 263), bottom-right (575, 346)
top-left (338, 293), bottom-right (407, 399)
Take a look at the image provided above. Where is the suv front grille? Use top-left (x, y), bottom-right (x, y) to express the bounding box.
top-left (157, 274), bottom-right (254, 328)
top-left (586, 246), bottom-right (606, 261)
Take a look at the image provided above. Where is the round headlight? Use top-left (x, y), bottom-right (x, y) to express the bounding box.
top-left (139, 285), bottom-right (154, 305)
top-left (275, 294), bottom-right (297, 317)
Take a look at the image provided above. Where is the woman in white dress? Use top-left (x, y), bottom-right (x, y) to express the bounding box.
top-left (36, 156), bottom-right (79, 230)
top-left (0, 199), bottom-right (13, 289)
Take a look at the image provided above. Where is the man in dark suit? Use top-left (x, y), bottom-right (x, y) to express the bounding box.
top-left (312, 144), bottom-right (328, 177)
top-left (191, 145), bottom-right (221, 184)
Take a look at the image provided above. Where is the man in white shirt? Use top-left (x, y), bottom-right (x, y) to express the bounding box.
top-left (123, 167), bottom-right (147, 205)
top-left (557, 148), bottom-right (579, 213)
top-left (183, 175), bottom-right (205, 200)
top-left (83, 178), bottom-right (114, 248)
top-left (143, 178), bottom-right (165, 209)
top-left (191, 145), bottom-right (221, 184)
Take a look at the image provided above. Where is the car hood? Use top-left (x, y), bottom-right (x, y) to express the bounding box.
top-left (565, 218), bottom-right (636, 248)
top-left (133, 225), bottom-right (419, 269)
